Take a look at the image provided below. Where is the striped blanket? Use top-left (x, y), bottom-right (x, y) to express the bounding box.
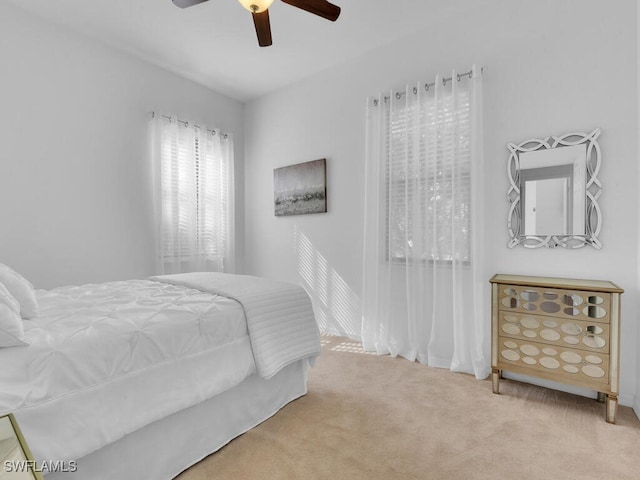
top-left (149, 272), bottom-right (321, 379)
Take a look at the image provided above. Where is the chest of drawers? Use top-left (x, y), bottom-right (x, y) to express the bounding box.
top-left (489, 274), bottom-right (623, 423)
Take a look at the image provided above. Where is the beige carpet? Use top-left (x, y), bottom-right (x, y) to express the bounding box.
top-left (177, 335), bottom-right (640, 480)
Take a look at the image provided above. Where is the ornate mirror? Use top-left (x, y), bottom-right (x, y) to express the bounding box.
top-left (507, 128), bottom-right (602, 248)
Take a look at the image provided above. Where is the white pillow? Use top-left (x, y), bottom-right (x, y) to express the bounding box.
top-left (0, 263), bottom-right (39, 319)
top-left (0, 282), bottom-right (28, 347)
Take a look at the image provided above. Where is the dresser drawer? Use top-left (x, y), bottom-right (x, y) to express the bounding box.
top-left (497, 336), bottom-right (610, 386)
top-left (498, 312), bottom-right (610, 353)
top-left (498, 284), bottom-right (611, 324)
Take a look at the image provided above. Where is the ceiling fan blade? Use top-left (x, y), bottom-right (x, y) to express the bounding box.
top-left (281, 0), bottom-right (341, 21)
top-left (252, 10), bottom-right (273, 47)
top-left (172, 0), bottom-right (209, 8)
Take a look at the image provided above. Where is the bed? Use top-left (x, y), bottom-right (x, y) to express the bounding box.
top-left (0, 271), bottom-right (321, 479)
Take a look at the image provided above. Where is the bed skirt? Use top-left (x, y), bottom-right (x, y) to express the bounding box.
top-left (44, 358), bottom-right (310, 479)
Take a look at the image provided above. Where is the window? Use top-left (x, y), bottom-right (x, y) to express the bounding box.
top-left (362, 67), bottom-right (486, 376)
top-left (152, 114), bottom-right (234, 273)
top-left (385, 88), bottom-right (471, 263)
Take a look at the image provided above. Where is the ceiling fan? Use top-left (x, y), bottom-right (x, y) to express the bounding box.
top-left (172, 0), bottom-right (341, 47)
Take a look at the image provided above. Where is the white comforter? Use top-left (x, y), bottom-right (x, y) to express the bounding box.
top-left (1, 280), bottom-right (248, 409)
top-left (0, 274), bottom-right (321, 464)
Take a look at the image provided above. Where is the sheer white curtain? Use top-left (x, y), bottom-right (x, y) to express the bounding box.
top-left (150, 113), bottom-right (235, 274)
top-left (362, 65), bottom-right (488, 379)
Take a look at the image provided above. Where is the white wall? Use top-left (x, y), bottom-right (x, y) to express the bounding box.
top-left (244, 0), bottom-right (638, 405)
top-left (0, 2), bottom-right (245, 289)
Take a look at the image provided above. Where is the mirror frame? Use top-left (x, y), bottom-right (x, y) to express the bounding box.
top-left (507, 128), bottom-right (602, 249)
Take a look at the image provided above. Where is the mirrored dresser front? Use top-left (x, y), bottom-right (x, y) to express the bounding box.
top-left (490, 274), bottom-right (623, 423)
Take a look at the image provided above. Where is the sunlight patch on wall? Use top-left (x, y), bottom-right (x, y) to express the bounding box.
top-left (294, 227), bottom-right (361, 338)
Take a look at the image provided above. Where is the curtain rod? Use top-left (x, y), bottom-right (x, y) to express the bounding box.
top-left (377, 66), bottom-right (486, 105)
top-left (151, 112), bottom-right (229, 139)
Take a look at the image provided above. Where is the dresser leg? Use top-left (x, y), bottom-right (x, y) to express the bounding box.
top-left (491, 368), bottom-right (501, 394)
top-left (597, 392), bottom-right (606, 403)
top-left (605, 395), bottom-right (618, 424)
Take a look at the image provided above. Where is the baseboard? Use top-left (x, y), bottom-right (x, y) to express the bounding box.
top-left (619, 393), bottom-right (634, 408)
top-left (634, 396), bottom-right (640, 421)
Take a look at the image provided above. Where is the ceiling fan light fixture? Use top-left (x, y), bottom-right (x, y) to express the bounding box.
top-left (174, 0), bottom-right (341, 47)
top-left (238, 0), bottom-right (275, 13)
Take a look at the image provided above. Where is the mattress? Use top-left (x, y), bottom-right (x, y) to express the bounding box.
top-left (0, 279), bottom-right (256, 463)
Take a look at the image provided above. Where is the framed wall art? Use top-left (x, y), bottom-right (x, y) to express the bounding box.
top-left (274, 158), bottom-right (327, 216)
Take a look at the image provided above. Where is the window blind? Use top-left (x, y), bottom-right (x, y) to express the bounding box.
top-left (155, 114), bottom-right (233, 273)
top-left (384, 89), bottom-right (471, 263)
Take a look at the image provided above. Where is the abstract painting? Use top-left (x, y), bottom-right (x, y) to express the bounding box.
top-left (274, 159), bottom-right (327, 216)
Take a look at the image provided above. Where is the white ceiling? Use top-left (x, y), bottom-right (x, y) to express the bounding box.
top-left (6, 0), bottom-right (467, 102)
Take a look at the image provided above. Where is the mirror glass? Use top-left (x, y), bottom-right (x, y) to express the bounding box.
top-left (560, 351), bottom-right (582, 363)
top-left (519, 146), bottom-right (586, 237)
top-left (0, 415), bottom-right (41, 479)
top-left (522, 174), bottom-right (571, 234)
top-left (0, 415), bottom-right (26, 459)
top-left (583, 336), bottom-right (606, 349)
top-left (540, 301), bottom-right (560, 314)
top-left (502, 297), bottom-right (519, 309)
top-left (520, 317), bottom-right (540, 329)
top-left (563, 336), bottom-right (579, 345)
top-left (587, 325), bottom-right (604, 335)
top-left (563, 294), bottom-right (584, 306)
top-left (507, 129), bottom-right (602, 248)
top-left (582, 364), bottom-right (605, 377)
top-left (561, 323), bottom-right (583, 335)
top-left (584, 306), bottom-right (606, 319)
top-left (588, 295), bottom-right (604, 305)
top-left (585, 354), bottom-right (602, 364)
top-left (520, 290), bottom-right (539, 302)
